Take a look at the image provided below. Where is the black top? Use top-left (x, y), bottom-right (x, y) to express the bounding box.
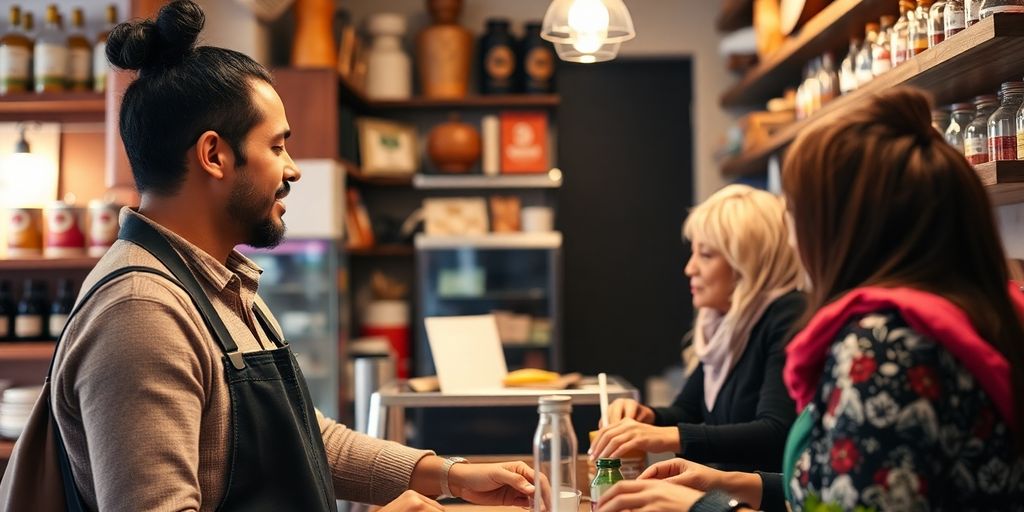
top-left (652, 290), bottom-right (805, 473)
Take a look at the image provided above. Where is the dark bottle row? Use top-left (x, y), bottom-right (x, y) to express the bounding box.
top-left (0, 278), bottom-right (76, 342)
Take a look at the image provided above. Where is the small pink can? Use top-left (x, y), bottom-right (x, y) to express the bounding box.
top-left (43, 201), bottom-right (86, 258)
top-left (86, 200), bottom-right (120, 257)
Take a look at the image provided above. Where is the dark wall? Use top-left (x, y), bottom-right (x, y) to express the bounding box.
top-left (557, 59), bottom-right (695, 395)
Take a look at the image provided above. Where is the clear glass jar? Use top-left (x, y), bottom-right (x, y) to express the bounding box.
top-left (989, 82), bottom-right (1024, 161)
top-left (1017, 97), bottom-right (1024, 160)
top-left (945, 0), bottom-right (967, 38)
top-left (932, 107), bottom-right (951, 135)
top-left (966, 0), bottom-right (985, 25)
top-left (533, 396), bottom-right (578, 512)
top-left (893, 1), bottom-right (915, 66)
top-left (855, 23), bottom-right (879, 86)
top-left (980, 0), bottom-right (1024, 18)
top-left (965, 94), bottom-right (999, 164)
top-left (909, 0), bottom-right (934, 56)
top-left (929, 1), bottom-right (947, 46)
top-left (944, 102), bottom-right (975, 152)
top-left (873, 16), bottom-right (896, 76)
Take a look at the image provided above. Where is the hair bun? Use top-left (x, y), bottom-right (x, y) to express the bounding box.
top-left (106, 0), bottom-right (204, 73)
top-left (865, 87), bottom-right (937, 145)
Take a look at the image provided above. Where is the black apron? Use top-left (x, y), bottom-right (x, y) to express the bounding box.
top-left (53, 215), bottom-right (335, 511)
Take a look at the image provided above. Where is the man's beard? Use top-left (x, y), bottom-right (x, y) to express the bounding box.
top-left (228, 176), bottom-right (288, 249)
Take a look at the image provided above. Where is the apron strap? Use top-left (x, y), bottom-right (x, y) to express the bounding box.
top-left (118, 215), bottom-right (246, 370)
top-left (252, 302), bottom-right (287, 348)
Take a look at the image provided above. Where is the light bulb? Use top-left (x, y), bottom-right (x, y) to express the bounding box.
top-left (572, 32), bottom-right (604, 54)
top-left (568, 0), bottom-right (610, 34)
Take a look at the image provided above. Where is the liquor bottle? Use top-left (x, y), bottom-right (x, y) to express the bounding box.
top-left (519, 21), bottom-right (556, 94)
top-left (0, 280), bottom-right (15, 341)
top-left (66, 7), bottom-right (90, 91)
top-left (590, 458), bottom-right (624, 510)
top-left (94, 4), bottom-right (117, 93)
top-left (909, 0), bottom-right (934, 57)
top-left (14, 279), bottom-right (47, 340)
top-left (872, 16), bottom-right (895, 77)
top-left (0, 5), bottom-right (31, 95)
top-left (816, 53), bottom-right (839, 106)
top-left (48, 279), bottom-right (74, 340)
top-left (479, 18), bottom-right (517, 94)
top-left (929, 1), bottom-right (947, 47)
top-left (839, 38), bottom-right (860, 95)
top-left (892, 0), bottom-right (915, 66)
top-left (855, 23), bottom-right (879, 87)
top-left (34, 4), bottom-right (66, 93)
top-left (945, 0), bottom-right (967, 38)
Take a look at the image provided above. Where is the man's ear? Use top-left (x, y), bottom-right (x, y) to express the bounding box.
top-left (194, 130), bottom-right (234, 180)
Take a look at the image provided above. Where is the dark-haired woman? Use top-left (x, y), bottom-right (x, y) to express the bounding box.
top-left (595, 87), bottom-right (1024, 512)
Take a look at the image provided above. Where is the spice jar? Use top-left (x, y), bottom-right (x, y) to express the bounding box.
top-left (979, 0), bottom-right (1024, 18)
top-left (965, 94), bottom-right (999, 165)
top-left (892, 1), bottom-right (916, 66)
top-left (909, 0), bottom-right (934, 56)
top-left (966, 0), bottom-right (984, 25)
top-left (1016, 86), bottom-right (1024, 160)
top-left (988, 82), bottom-right (1024, 161)
top-left (944, 102), bottom-right (974, 152)
top-left (929, 1), bottom-right (947, 47)
top-left (944, 0), bottom-right (966, 38)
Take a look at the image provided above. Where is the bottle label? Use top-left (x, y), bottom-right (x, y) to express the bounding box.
top-left (93, 41), bottom-right (108, 92)
top-left (525, 47), bottom-right (555, 86)
top-left (872, 50), bottom-right (892, 76)
top-left (0, 317), bottom-right (8, 338)
top-left (0, 45), bottom-right (30, 89)
top-left (965, 138), bottom-right (988, 163)
top-left (34, 43), bottom-right (68, 86)
top-left (485, 45), bottom-right (516, 83)
top-left (48, 313), bottom-right (69, 338)
top-left (14, 314), bottom-right (43, 339)
top-left (68, 47), bottom-right (91, 85)
top-left (990, 135), bottom-right (1018, 161)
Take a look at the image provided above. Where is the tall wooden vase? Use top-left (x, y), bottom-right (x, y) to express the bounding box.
top-left (416, 0), bottom-right (472, 99)
top-left (292, 0), bottom-right (337, 68)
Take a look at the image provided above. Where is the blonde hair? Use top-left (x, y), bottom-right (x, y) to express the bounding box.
top-left (683, 184), bottom-right (802, 318)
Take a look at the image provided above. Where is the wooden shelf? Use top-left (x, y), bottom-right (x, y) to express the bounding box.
top-left (0, 256), bottom-right (100, 271)
top-left (717, 0), bottom-right (754, 32)
top-left (371, 94), bottom-right (560, 109)
top-left (413, 172), bottom-right (563, 189)
top-left (342, 159), bottom-right (413, 187)
top-left (722, 13), bottom-right (1024, 177)
top-left (0, 92), bottom-right (106, 122)
top-left (721, 0), bottom-right (898, 107)
top-left (976, 161), bottom-right (1024, 206)
top-left (347, 245), bottom-right (414, 257)
top-left (0, 342), bottom-right (56, 361)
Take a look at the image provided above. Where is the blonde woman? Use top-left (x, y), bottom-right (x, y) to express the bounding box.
top-left (590, 184), bottom-right (805, 473)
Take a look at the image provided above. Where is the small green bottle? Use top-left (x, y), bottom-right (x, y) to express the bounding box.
top-left (590, 458), bottom-right (624, 510)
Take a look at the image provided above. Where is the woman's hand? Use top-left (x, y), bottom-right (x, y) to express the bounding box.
top-left (639, 458), bottom-right (725, 490)
top-left (640, 458), bottom-right (763, 509)
top-left (449, 461), bottom-right (536, 507)
top-left (604, 398), bottom-right (656, 426)
top-left (378, 490), bottom-right (444, 511)
top-left (589, 418), bottom-right (679, 462)
top-left (597, 479), bottom-right (705, 512)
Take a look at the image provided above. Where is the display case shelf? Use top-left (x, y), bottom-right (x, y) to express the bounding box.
top-left (721, 13), bottom-right (1024, 178)
top-left (413, 171), bottom-right (562, 189)
top-left (976, 161), bottom-right (1024, 206)
top-left (0, 92), bottom-right (106, 122)
top-left (0, 342), bottom-right (56, 361)
top-left (415, 232), bottom-right (563, 250)
top-left (337, 70), bottom-right (559, 110)
top-left (346, 245), bottom-right (415, 257)
top-left (343, 159), bottom-right (413, 187)
top-left (0, 256), bottom-right (100, 271)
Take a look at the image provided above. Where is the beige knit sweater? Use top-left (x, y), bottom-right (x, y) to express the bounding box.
top-left (51, 209), bottom-right (431, 511)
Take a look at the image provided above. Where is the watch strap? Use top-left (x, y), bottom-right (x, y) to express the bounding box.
top-left (440, 457), bottom-right (467, 499)
top-left (690, 489), bottom-right (749, 512)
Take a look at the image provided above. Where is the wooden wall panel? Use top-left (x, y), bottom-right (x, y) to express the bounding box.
top-left (272, 68), bottom-right (339, 160)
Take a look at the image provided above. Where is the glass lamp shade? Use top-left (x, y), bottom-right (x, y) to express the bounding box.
top-left (553, 41), bottom-right (621, 63)
top-left (541, 0), bottom-right (636, 44)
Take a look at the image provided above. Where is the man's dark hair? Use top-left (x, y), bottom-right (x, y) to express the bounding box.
top-left (106, 0), bottom-right (273, 196)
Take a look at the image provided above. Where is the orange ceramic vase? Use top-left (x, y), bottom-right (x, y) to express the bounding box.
top-left (427, 114), bottom-right (481, 173)
top-left (416, 0), bottom-right (472, 98)
top-left (291, 0), bottom-right (337, 68)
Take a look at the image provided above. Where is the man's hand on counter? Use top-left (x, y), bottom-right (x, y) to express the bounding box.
top-left (379, 490), bottom-right (445, 511)
top-left (449, 460), bottom-right (536, 507)
top-left (409, 456), bottom-right (537, 507)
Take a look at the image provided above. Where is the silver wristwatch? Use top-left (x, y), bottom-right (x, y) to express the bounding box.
top-left (439, 457), bottom-right (468, 499)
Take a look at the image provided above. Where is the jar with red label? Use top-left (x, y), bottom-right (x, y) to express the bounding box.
top-left (86, 199), bottom-right (120, 257)
top-left (988, 82), bottom-right (1024, 161)
top-left (42, 201), bottom-right (86, 258)
top-left (964, 94), bottom-right (999, 165)
top-left (4, 208), bottom-right (42, 257)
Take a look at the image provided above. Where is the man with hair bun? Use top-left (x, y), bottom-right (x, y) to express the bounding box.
top-left (2, 2), bottom-right (536, 511)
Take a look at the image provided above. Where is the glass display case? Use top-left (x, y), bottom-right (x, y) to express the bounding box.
top-left (414, 232), bottom-right (563, 376)
top-left (240, 239), bottom-right (343, 419)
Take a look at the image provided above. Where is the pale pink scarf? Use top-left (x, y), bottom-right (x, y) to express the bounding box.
top-left (694, 288), bottom-right (792, 410)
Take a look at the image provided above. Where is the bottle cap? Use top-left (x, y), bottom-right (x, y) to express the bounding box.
top-left (596, 458), bottom-right (621, 469)
top-left (538, 395), bottom-right (572, 413)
